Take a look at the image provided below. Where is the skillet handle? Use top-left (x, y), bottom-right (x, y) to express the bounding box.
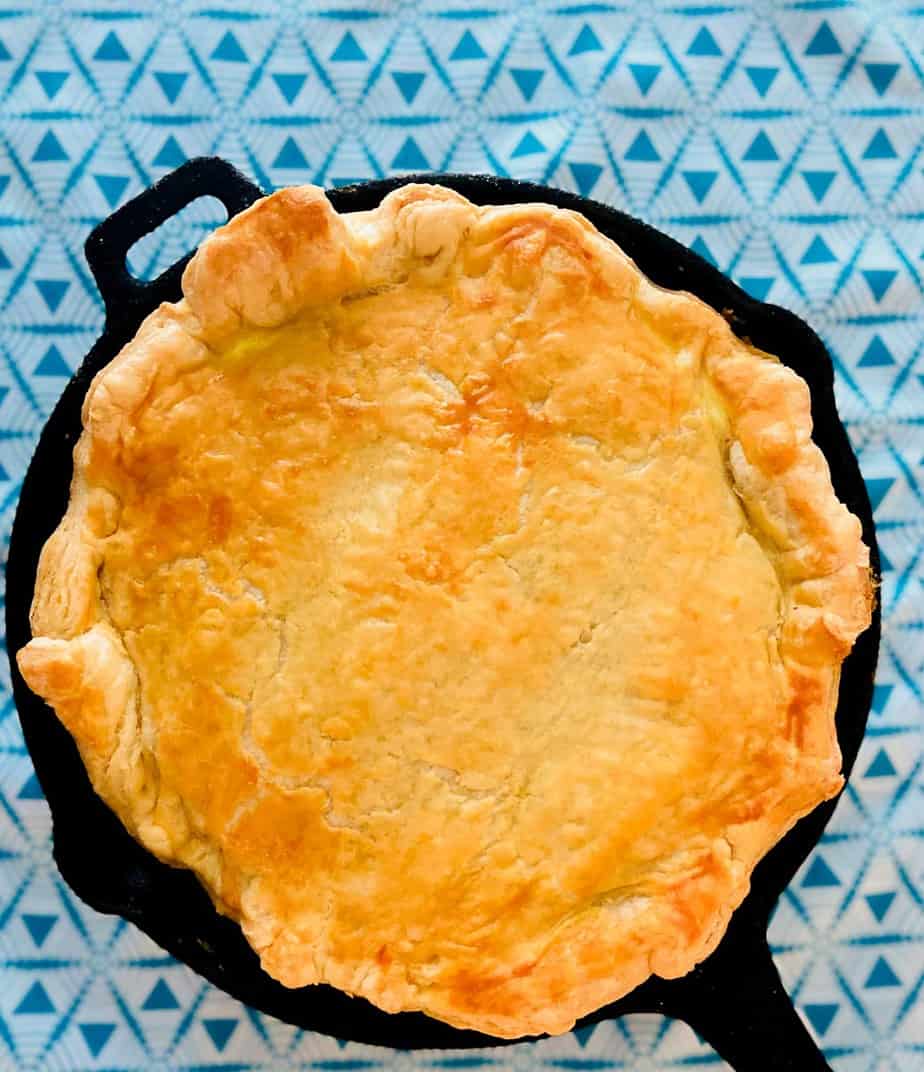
top-left (666, 918), bottom-right (832, 1072)
top-left (84, 157), bottom-right (263, 324)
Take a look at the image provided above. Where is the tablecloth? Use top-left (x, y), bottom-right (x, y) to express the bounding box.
top-left (0, 2), bottom-right (920, 1069)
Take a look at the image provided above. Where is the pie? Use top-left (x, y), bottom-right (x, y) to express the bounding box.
top-left (17, 183), bottom-right (872, 1038)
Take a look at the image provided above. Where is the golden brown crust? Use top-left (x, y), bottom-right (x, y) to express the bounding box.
top-left (18, 183), bottom-right (872, 1038)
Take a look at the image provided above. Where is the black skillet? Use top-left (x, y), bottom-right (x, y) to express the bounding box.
top-left (5, 157), bottom-right (880, 1070)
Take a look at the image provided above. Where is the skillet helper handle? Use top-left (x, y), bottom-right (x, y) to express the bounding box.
top-left (84, 156), bottom-right (263, 325)
top-left (670, 922), bottom-right (832, 1072)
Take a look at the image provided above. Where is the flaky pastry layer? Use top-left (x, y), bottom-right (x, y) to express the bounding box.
top-left (18, 183), bottom-right (872, 1038)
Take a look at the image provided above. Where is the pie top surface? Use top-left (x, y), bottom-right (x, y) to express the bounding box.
top-left (18, 183), bottom-right (872, 1038)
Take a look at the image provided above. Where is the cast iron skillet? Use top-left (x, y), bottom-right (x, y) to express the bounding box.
top-left (5, 157), bottom-right (879, 1070)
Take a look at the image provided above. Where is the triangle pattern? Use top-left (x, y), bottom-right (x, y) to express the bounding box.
top-left (154, 71), bottom-right (188, 104)
top-left (18, 773), bottom-right (44, 800)
top-left (510, 67), bottom-right (543, 102)
top-left (690, 236), bottom-right (718, 267)
top-left (331, 31), bottom-right (367, 63)
top-left (203, 1017), bottom-right (238, 1052)
top-left (450, 30), bottom-right (486, 62)
top-left (688, 27), bottom-right (722, 57)
top-left (743, 131), bottom-right (779, 162)
top-left (861, 268), bottom-right (897, 302)
top-left (142, 978), bottom-right (180, 1011)
top-left (94, 173), bottom-right (130, 208)
top-left (865, 956), bottom-right (901, 988)
top-left (93, 31), bottom-right (130, 63)
top-left (15, 981), bottom-right (55, 1015)
top-left (746, 66), bottom-right (778, 97)
top-left (272, 73), bottom-right (307, 105)
top-left (802, 855), bottom-right (840, 888)
top-left (392, 136), bottom-right (430, 171)
top-left (626, 130), bottom-right (660, 162)
top-left (392, 71), bottom-right (425, 105)
top-left (512, 131), bottom-right (546, 158)
top-left (568, 24), bottom-right (603, 56)
top-left (22, 913), bottom-right (57, 948)
top-left (212, 31), bottom-right (248, 64)
top-left (802, 170), bottom-right (836, 202)
top-left (864, 62), bottom-right (899, 96)
top-left (805, 21), bottom-right (842, 56)
top-left (858, 336), bottom-right (895, 367)
top-left (871, 684), bottom-right (894, 713)
top-left (865, 891), bottom-right (896, 922)
top-left (152, 135), bottom-right (186, 168)
top-left (863, 128), bottom-right (897, 160)
top-left (864, 748), bottom-right (897, 778)
top-left (35, 279), bottom-right (70, 313)
top-left (272, 136), bottom-right (309, 170)
top-left (33, 130), bottom-right (68, 163)
top-left (804, 1003), bottom-right (839, 1035)
top-left (35, 70), bottom-right (69, 99)
top-left (79, 1022), bottom-right (116, 1058)
top-left (801, 235), bottom-right (837, 265)
top-left (629, 63), bottom-right (661, 96)
top-left (35, 344), bottom-right (71, 377)
top-left (683, 170), bottom-right (718, 203)
top-left (865, 476), bottom-right (895, 510)
top-left (569, 162), bottom-right (603, 197)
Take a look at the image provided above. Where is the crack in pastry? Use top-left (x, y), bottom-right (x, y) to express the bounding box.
top-left (17, 182), bottom-right (872, 1039)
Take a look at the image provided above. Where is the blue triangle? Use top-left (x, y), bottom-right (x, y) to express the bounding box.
top-left (865, 891), bottom-right (896, 923)
top-left (625, 129), bottom-right (660, 162)
top-left (865, 956), bottom-right (901, 989)
top-left (154, 71), bottom-right (188, 104)
top-left (272, 136), bottom-right (309, 170)
top-left (743, 130), bottom-right (779, 162)
top-left (35, 344), bottom-right (71, 377)
top-left (142, 978), bottom-right (180, 1011)
top-left (18, 773), bottom-right (43, 799)
top-left (35, 279), bottom-right (69, 313)
top-left (871, 683), bottom-right (894, 714)
top-left (0, 244), bottom-right (10, 269)
top-left (805, 21), bottom-right (842, 56)
top-left (568, 23), bottom-right (603, 56)
top-left (865, 476), bottom-right (895, 511)
top-left (688, 26), bottom-right (722, 57)
top-left (802, 855), bottom-right (840, 888)
top-left (212, 30), bottom-right (248, 63)
top-left (152, 135), bottom-right (186, 168)
top-left (15, 982), bottom-right (55, 1015)
top-left (35, 70), bottom-right (69, 99)
top-left (739, 276), bottom-right (775, 301)
top-left (94, 30), bottom-right (130, 63)
top-left (0, 39), bottom-right (10, 61)
top-left (392, 71), bottom-right (425, 105)
top-left (511, 130), bottom-right (546, 158)
top-left (392, 136), bottom-right (430, 170)
top-left (22, 913), bottom-right (57, 948)
top-left (858, 336), bottom-right (895, 367)
top-left (629, 63), bottom-right (661, 96)
top-left (801, 234), bottom-right (837, 265)
top-left (691, 236), bottom-right (717, 267)
top-left (79, 1023), bottom-right (115, 1058)
top-left (510, 67), bottom-right (543, 102)
top-left (0, 460), bottom-right (8, 481)
top-left (863, 128), bottom-right (897, 160)
top-left (865, 62), bottom-right (899, 97)
top-left (569, 162), bottom-right (603, 197)
top-left (272, 73), bottom-right (307, 105)
top-left (683, 169), bottom-right (718, 203)
top-left (865, 747), bottom-right (897, 778)
top-left (746, 65), bottom-right (779, 97)
top-left (94, 173), bottom-right (129, 208)
top-left (203, 1018), bottom-right (238, 1052)
top-left (573, 1023), bottom-right (596, 1048)
top-left (801, 169), bottom-right (836, 202)
top-left (450, 29), bottom-right (487, 62)
top-left (32, 130), bottom-right (68, 163)
top-left (862, 268), bottom-right (897, 303)
top-left (331, 30), bottom-right (367, 63)
top-left (804, 1003), bottom-right (838, 1036)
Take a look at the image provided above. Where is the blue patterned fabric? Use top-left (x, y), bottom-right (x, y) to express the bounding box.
top-left (0, 2), bottom-right (921, 1069)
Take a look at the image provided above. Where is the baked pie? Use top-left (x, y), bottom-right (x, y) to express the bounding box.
top-left (18, 183), bottom-right (872, 1038)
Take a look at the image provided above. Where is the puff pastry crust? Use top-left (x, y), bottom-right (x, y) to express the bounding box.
top-left (18, 183), bottom-right (872, 1038)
